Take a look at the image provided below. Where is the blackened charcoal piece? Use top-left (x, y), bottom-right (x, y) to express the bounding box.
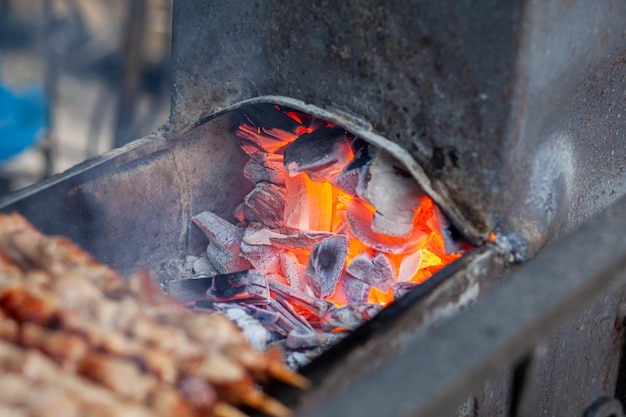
top-left (238, 122), bottom-right (298, 154)
top-left (268, 280), bottom-right (333, 318)
top-left (167, 277), bottom-right (213, 304)
top-left (306, 235), bottom-right (349, 299)
top-left (241, 183), bottom-right (286, 229)
top-left (284, 127), bottom-right (353, 182)
top-left (243, 152), bottom-right (287, 186)
top-left (206, 270), bottom-right (270, 305)
top-left (393, 282), bottom-right (419, 300)
top-left (192, 211), bottom-right (251, 273)
top-left (346, 251), bottom-right (395, 291)
top-left (321, 303), bottom-right (384, 332)
top-left (239, 104), bottom-right (302, 134)
top-left (330, 139), bottom-right (372, 196)
top-left (346, 199), bottom-right (428, 254)
top-left (239, 242), bottom-right (282, 274)
top-left (357, 150), bottom-right (425, 237)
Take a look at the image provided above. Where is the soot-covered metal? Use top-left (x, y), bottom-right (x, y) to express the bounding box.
top-left (170, 0), bottom-right (626, 261)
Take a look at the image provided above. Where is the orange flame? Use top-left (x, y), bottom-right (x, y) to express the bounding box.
top-left (239, 107), bottom-right (468, 311)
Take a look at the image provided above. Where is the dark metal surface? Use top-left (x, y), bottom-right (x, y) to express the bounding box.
top-left (0, 113), bottom-right (251, 277)
top-left (169, 0), bottom-right (626, 260)
top-left (295, 193), bottom-right (626, 417)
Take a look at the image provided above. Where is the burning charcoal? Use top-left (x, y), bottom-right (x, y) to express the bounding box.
top-left (267, 299), bottom-right (321, 349)
top-left (397, 249), bottom-right (423, 282)
top-left (192, 211), bottom-right (251, 273)
top-left (335, 273), bottom-right (370, 304)
top-left (243, 152), bottom-right (288, 186)
top-left (167, 277), bottom-right (213, 304)
top-left (346, 251), bottom-right (395, 292)
top-left (320, 303), bottom-right (384, 332)
top-left (241, 183), bottom-right (286, 229)
top-left (236, 104), bottom-right (301, 153)
top-left (239, 103), bottom-right (302, 134)
top-left (242, 223), bottom-right (291, 246)
top-left (239, 242), bottom-right (282, 274)
top-left (221, 307), bottom-right (269, 352)
top-left (206, 270), bottom-right (270, 305)
top-left (393, 282), bottom-right (419, 300)
top-left (306, 235), bottom-right (349, 299)
top-left (269, 230), bottom-right (334, 251)
top-left (279, 253), bottom-right (308, 293)
top-left (284, 127), bottom-right (354, 182)
top-left (432, 206), bottom-right (472, 254)
top-left (284, 174), bottom-right (333, 231)
top-left (330, 139), bottom-right (372, 196)
top-left (356, 150), bottom-right (425, 237)
top-left (192, 256), bottom-right (217, 276)
top-left (346, 199), bottom-right (428, 254)
top-left (268, 280), bottom-right (334, 318)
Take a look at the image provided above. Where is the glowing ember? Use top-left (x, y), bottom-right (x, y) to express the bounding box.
top-left (234, 105), bottom-right (467, 308)
top-left (181, 104), bottom-right (472, 364)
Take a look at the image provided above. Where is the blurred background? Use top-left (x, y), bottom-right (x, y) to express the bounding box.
top-left (0, 0), bottom-right (172, 196)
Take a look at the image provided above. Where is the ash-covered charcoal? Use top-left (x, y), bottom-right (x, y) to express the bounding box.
top-left (321, 303), bottom-right (384, 332)
top-left (270, 230), bottom-right (334, 251)
top-left (306, 235), bottom-right (349, 298)
top-left (284, 127), bottom-right (354, 182)
top-left (397, 249), bottom-right (423, 282)
top-left (286, 327), bottom-right (323, 350)
top-left (356, 150), bottom-right (425, 237)
top-left (279, 252), bottom-right (308, 293)
top-left (206, 270), bottom-right (270, 305)
top-left (268, 280), bottom-right (334, 318)
top-left (221, 306), bottom-right (270, 352)
top-left (335, 273), bottom-right (371, 304)
top-left (192, 211), bottom-right (251, 273)
top-left (268, 300), bottom-right (321, 349)
top-left (330, 139), bottom-right (372, 196)
top-left (346, 199), bottom-right (428, 254)
top-left (241, 183), bottom-right (286, 230)
top-left (346, 251), bottom-right (395, 291)
top-left (167, 277), bottom-right (213, 304)
top-left (192, 256), bottom-right (217, 276)
top-left (243, 152), bottom-right (288, 186)
top-left (239, 242), bottom-right (282, 274)
top-left (393, 282), bottom-right (419, 300)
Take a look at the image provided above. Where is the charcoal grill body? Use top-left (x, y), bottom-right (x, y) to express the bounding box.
top-left (170, 0), bottom-right (626, 261)
top-left (1, 0), bottom-right (626, 416)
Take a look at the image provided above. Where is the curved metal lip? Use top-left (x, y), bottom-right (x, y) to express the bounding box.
top-left (170, 95), bottom-right (487, 246)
